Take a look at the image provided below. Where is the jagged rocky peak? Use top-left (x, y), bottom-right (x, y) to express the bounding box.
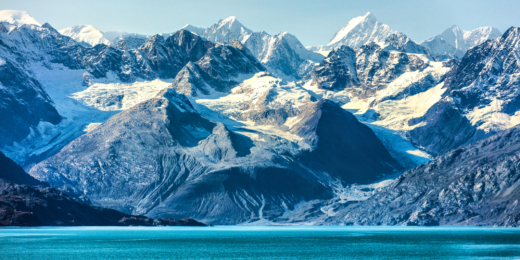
top-left (109, 34), bottom-right (148, 50)
top-left (340, 125), bottom-right (520, 227)
top-left (383, 32), bottom-right (434, 58)
top-left (420, 25), bottom-right (502, 60)
top-left (173, 39), bottom-right (265, 93)
top-left (202, 16), bottom-right (253, 43)
top-left (241, 30), bottom-right (324, 79)
top-left (169, 29), bottom-right (216, 62)
top-left (324, 12), bottom-right (396, 50)
top-left (407, 27), bottom-right (520, 156)
top-left (311, 42), bottom-right (430, 98)
top-left (0, 10), bottom-right (41, 26)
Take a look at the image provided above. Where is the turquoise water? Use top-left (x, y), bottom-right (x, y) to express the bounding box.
top-left (1, 226), bottom-right (520, 259)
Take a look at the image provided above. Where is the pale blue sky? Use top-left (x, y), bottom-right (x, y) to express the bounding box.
top-left (3, 0), bottom-right (520, 46)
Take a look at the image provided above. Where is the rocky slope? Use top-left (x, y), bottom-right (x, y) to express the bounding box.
top-left (408, 27), bottom-right (520, 156)
top-left (421, 25), bottom-right (502, 60)
top-left (310, 43), bottom-right (438, 100)
top-left (0, 152), bottom-right (206, 226)
top-left (29, 85), bottom-right (401, 224)
top-left (338, 125), bottom-right (520, 227)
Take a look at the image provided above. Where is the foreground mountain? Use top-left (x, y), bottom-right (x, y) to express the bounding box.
top-left (0, 152), bottom-right (206, 226)
top-left (408, 27), bottom-right (520, 156)
top-left (29, 84), bottom-right (401, 224)
top-left (421, 25), bottom-right (502, 60)
top-left (338, 125), bottom-right (520, 227)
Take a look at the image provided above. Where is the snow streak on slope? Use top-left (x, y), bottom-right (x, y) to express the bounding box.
top-left (72, 79), bottom-right (173, 111)
top-left (1, 64), bottom-right (119, 167)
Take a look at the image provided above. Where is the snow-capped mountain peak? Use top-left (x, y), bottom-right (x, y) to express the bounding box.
top-left (420, 25), bottom-right (502, 60)
top-left (202, 16), bottom-right (252, 43)
top-left (0, 10), bottom-right (41, 26)
top-left (326, 12), bottom-right (395, 49)
top-left (59, 24), bottom-right (109, 47)
top-left (180, 24), bottom-right (206, 35)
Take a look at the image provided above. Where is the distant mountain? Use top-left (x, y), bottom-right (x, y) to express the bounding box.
top-left (202, 16), bottom-right (252, 43)
top-left (200, 16), bottom-right (324, 79)
top-left (243, 31), bottom-right (324, 79)
top-left (339, 125), bottom-right (520, 227)
top-left (0, 10), bottom-right (41, 26)
top-left (181, 24), bottom-right (206, 35)
top-left (59, 24), bottom-right (158, 49)
top-left (420, 25), bottom-right (502, 60)
top-left (382, 33), bottom-right (434, 59)
top-left (309, 12), bottom-right (396, 52)
top-left (171, 39), bottom-right (265, 95)
top-left (59, 25), bottom-right (111, 47)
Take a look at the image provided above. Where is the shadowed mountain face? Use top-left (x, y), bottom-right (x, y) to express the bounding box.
top-left (338, 125), bottom-right (520, 227)
top-left (0, 152), bottom-right (48, 187)
top-left (0, 152), bottom-right (205, 227)
top-left (0, 59), bottom-right (61, 148)
top-left (293, 100), bottom-right (402, 183)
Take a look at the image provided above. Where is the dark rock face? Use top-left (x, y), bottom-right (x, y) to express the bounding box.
top-left (293, 100), bottom-right (402, 184)
top-left (0, 59), bottom-right (61, 148)
top-left (407, 101), bottom-right (489, 157)
top-left (0, 152), bottom-right (206, 227)
top-left (340, 125), bottom-right (520, 227)
top-left (407, 27), bottom-right (520, 156)
top-left (0, 152), bottom-right (47, 187)
top-left (110, 35), bottom-right (148, 50)
top-left (312, 43), bottom-right (428, 98)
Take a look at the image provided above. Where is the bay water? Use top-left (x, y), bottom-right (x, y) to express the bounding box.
top-left (1, 226), bottom-right (520, 259)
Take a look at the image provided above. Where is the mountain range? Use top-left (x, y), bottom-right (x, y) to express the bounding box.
top-left (1, 9), bottom-right (519, 226)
